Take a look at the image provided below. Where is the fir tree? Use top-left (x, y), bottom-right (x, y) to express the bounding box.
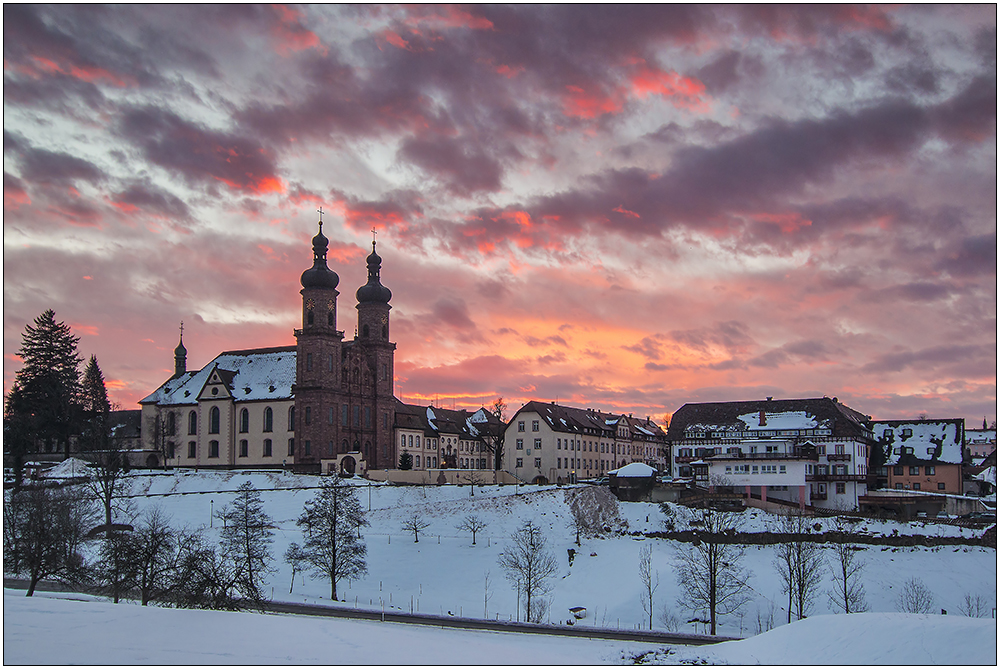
top-left (80, 355), bottom-right (110, 415)
top-left (5, 310), bottom-right (83, 466)
top-left (399, 450), bottom-right (413, 470)
top-left (292, 477), bottom-right (368, 600)
top-left (218, 482), bottom-right (274, 607)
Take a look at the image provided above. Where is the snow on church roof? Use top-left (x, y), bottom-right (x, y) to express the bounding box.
top-left (140, 346), bottom-right (296, 406)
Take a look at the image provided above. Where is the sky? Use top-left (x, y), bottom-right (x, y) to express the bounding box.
top-left (3, 5), bottom-right (996, 425)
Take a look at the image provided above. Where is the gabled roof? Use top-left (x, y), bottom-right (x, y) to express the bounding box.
top-left (871, 418), bottom-right (964, 465)
top-left (393, 400), bottom-right (500, 441)
top-left (667, 397), bottom-right (873, 441)
top-left (512, 400), bottom-right (666, 440)
top-left (140, 346), bottom-right (296, 406)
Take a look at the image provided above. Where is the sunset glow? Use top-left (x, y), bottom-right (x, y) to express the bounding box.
top-left (2, 5), bottom-right (995, 426)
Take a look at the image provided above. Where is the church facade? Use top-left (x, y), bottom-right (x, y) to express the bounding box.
top-left (139, 219), bottom-right (397, 474)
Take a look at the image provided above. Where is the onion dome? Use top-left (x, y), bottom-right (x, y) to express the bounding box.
top-left (174, 336), bottom-right (186, 357)
top-left (356, 241), bottom-right (392, 304)
top-left (300, 221), bottom-right (340, 290)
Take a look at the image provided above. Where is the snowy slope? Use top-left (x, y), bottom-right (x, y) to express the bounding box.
top-left (17, 470), bottom-right (998, 644)
top-left (5, 592), bottom-right (995, 665)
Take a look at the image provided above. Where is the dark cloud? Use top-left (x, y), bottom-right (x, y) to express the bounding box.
top-left (524, 335), bottom-right (569, 349)
top-left (4, 132), bottom-right (105, 186)
top-left (109, 182), bottom-right (191, 220)
top-left (669, 321), bottom-right (755, 354)
top-left (695, 51), bottom-right (743, 92)
top-left (862, 282), bottom-right (956, 304)
top-left (861, 343), bottom-right (995, 374)
top-left (934, 233), bottom-right (997, 278)
top-left (117, 106), bottom-right (282, 194)
top-left (427, 297), bottom-right (477, 330)
top-left (398, 136), bottom-right (504, 195)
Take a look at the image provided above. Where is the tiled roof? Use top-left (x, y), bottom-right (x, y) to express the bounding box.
top-left (513, 401), bottom-right (666, 440)
top-left (667, 397), bottom-right (873, 441)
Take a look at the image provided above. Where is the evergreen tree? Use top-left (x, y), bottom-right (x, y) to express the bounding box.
top-left (292, 477), bottom-right (368, 600)
top-left (80, 355), bottom-right (110, 415)
top-left (218, 482), bottom-right (274, 606)
top-left (6, 310), bottom-right (83, 460)
top-left (399, 450), bottom-right (413, 470)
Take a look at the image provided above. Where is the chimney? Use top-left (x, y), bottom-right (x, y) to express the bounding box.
top-left (759, 409), bottom-right (767, 427)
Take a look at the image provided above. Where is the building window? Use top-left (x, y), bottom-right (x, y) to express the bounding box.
top-left (558, 457), bottom-right (562, 468)
top-left (239, 408), bottom-right (249, 433)
top-left (517, 421), bottom-right (525, 432)
top-left (328, 353), bottom-right (334, 371)
top-left (895, 482), bottom-right (904, 489)
top-left (239, 440), bottom-right (248, 457)
top-left (304, 440), bottom-right (311, 456)
top-left (902, 428), bottom-right (913, 437)
top-left (306, 353), bottom-right (312, 371)
top-left (925, 466), bottom-right (935, 476)
top-left (913, 482), bottom-right (921, 490)
top-left (353, 405), bottom-right (360, 427)
top-left (415, 455), bottom-right (421, 468)
top-left (817, 445), bottom-right (826, 455)
top-left (288, 438), bottom-right (295, 456)
top-left (409, 435), bottom-right (414, 448)
top-left (328, 407), bottom-right (334, 425)
top-left (343, 404), bottom-right (349, 426)
top-left (305, 406), bottom-right (311, 425)
top-left (516, 458), bottom-right (523, 468)
top-left (894, 466), bottom-right (904, 476)
top-left (209, 440), bottom-right (219, 458)
top-left (835, 482), bottom-right (845, 494)
top-left (532, 420), bottom-right (539, 432)
top-left (365, 406), bottom-right (371, 428)
top-left (938, 482), bottom-right (946, 490)
top-left (262, 407), bottom-right (273, 432)
top-left (883, 429), bottom-right (892, 439)
top-left (209, 407), bottom-right (220, 434)
top-left (288, 406), bottom-right (295, 431)
top-left (188, 441), bottom-right (196, 458)
top-left (188, 411), bottom-right (197, 435)
top-left (516, 439), bottom-right (523, 450)
top-left (534, 458), bottom-right (541, 468)
top-left (166, 412), bottom-right (176, 436)
top-left (401, 435), bottom-right (406, 447)
top-left (909, 466), bottom-right (920, 476)
top-left (534, 438), bottom-right (541, 450)
top-left (383, 412), bottom-right (389, 429)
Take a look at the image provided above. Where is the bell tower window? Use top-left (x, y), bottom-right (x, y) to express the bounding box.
top-left (328, 311), bottom-right (334, 326)
top-left (363, 324), bottom-right (370, 338)
top-left (307, 309), bottom-right (314, 325)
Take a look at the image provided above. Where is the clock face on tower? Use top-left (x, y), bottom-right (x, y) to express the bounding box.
top-left (327, 299), bottom-right (335, 310)
top-left (305, 298), bottom-right (315, 309)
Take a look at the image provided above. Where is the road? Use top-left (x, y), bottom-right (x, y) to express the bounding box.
top-left (4, 578), bottom-right (736, 646)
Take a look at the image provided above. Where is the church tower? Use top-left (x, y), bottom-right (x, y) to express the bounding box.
top-left (293, 218), bottom-right (343, 471)
top-left (352, 239), bottom-right (396, 469)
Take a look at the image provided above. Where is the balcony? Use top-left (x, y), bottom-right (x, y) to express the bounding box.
top-left (826, 453), bottom-right (852, 462)
top-left (806, 473), bottom-right (867, 482)
top-left (811, 492), bottom-right (828, 501)
top-left (708, 450), bottom-right (818, 461)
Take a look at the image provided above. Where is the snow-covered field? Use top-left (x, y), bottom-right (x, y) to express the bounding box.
top-left (7, 468), bottom-right (998, 664)
top-left (5, 592), bottom-right (995, 665)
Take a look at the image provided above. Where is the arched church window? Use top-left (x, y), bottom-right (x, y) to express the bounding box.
top-left (382, 325), bottom-right (387, 339)
top-left (363, 324), bottom-right (370, 337)
top-left (209, 407), bottom-right (220, 434)
top-left (342, 439), bottom-right (349, 453)
top-left (166, 412), bottom-right (176, 436)
top-left (307, 309), bottom-right (314, 325)
top-left (327, 311), bottom-right (334, 326)
top-left (365, 441), bottom-right (371, 457)
top-left (188, 410), bottom-right (197, 435)
top-left (239, 408), bottom-right (249, 433)
top-left (288, 406), bottom-right (295, 431)
top-left (263, 407), bottom-right (273, 432)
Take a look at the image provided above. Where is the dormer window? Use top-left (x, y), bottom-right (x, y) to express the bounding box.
top-left (902, 428), bottom-right (913, 438)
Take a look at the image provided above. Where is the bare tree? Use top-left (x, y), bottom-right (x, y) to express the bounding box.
top-left (6, 486), bottom-right (95, 596)
top-left (497, 520), bottom-right (559, 623)
top-left (480, 397), bottom-right (507, 471)
top-left (169, 532), bottom-right (240, 610)
top-left (483, 569), bottom-right (494, 618)
top-left (675, 507), bottom-right (752, 635)
top-left (97, 524), bottom-right (138, 604)
top-left (401, 511), bottom-right (431, 543)
top-left (772, 512), bottom-right (825, 621)
top-left (897, 577), bottom-right (934, 614)
top-left (218, 482), bottom-right (274, 606)
top-left (658, 605), bottom-right (680, 632)
top-left (457, 514), bottom-right (488, 545)
top-left (639, 543), bottom-right (659, 630)
top-left (132, 507), bottom-right (189, 606)
top-left (828, 519), bottom-right (869, 614)
top-left (84, 402), bottom-right (132, 540)
top-left (293, 478), bottom-right (368, 600)
top-left (959, 592), bottom-right (990, 618)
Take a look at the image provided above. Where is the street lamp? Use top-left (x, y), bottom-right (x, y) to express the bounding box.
top-left (210, 499), bottom-right (214, 528)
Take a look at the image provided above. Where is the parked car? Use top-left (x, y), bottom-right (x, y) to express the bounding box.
top-left (935, 512), bottom-right (954, 520)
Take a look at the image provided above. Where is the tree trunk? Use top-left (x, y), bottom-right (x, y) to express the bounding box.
top-left (27, 573), bottom-right (39, 597)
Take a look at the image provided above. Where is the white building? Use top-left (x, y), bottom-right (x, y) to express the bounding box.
top-left (669, 397), bottom-right (874, 511)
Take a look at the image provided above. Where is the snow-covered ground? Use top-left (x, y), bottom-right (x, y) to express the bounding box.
top-left (8, 469), bottom-right (998, 664)
top-left (5, 591), bottom-right (994, 665)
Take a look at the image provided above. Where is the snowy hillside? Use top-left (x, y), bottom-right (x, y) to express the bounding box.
top-left (5, 592), bottom-right (995, 665)
top-left (9, 468), bottom-right (998, 662)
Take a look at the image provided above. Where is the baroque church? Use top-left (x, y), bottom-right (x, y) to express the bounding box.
top-left (140, 218), bottom-right (397, 474)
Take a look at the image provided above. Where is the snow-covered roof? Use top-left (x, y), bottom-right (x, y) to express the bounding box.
top-left (610, 462), bottom-right (656, 478)
top-left (426, 406), bottom-right (438, 430)
top-left (872, 419), bottom-right (964, 465)
top-left (140, 346), bottom-right (296, 406)
top-left (736, 410), bottom-right (819, 431)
